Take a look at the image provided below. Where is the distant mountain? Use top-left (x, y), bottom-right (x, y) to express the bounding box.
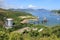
top-left (7, 8), bottom-right (51, 13)
top-left (7, 8), bottom-right (55, 17)
top-left (8, 8), bottom-right (34, 12)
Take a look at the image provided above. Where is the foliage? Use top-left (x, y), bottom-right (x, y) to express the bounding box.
top-left (0, 8), bottom-right (60, 40)
top-left (0, 31), bottom-right (9, 40)
top-left (0, 25), bottom-right (60, 40)
top-left (29, 30), bottom-right (39, 37)
top-left (9, 32), bottom-right (21, 40)
top-left (51, 10), bottom-right (60, 14)
top-left (0, 8), bottom-right (32, 26)
top-left (22, 33), bottom-right (31, 40)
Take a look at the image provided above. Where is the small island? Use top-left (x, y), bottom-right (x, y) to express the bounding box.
top-left (51, 10), bottom-right (60, 15)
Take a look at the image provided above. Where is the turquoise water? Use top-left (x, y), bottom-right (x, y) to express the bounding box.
top-left (27, 10), bottom-right (60, 26)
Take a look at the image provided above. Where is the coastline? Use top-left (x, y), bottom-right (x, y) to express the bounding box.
top-left (19, 16), bottom-right (38, 23)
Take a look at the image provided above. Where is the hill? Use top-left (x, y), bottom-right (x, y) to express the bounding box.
top-left (7, 8), bottom-right (50, 12)
top-left (0, 8), bottom-right (33, 26)
top-left (51, 10), bottom-right (60, 14)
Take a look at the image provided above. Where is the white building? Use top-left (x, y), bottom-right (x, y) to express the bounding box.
top-left (5, 18), bottom-right (13, 28)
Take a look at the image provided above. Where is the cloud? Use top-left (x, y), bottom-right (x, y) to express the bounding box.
top-left (0, 0), bottom-right (4, 8)
top-left (0, 0), bottom-right (4, 2)
top-left (28, 4), bottom-right (37, 9)
top-left (19, 6), bottom-right (24, 9)
top-left (3, 4), bottom-right (24, 9)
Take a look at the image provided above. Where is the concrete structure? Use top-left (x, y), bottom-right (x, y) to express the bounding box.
top-left (5, 18), bottom-right (13, 28)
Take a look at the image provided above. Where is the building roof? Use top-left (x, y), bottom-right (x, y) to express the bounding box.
top-left (6, 18), bottom-right (13, 20)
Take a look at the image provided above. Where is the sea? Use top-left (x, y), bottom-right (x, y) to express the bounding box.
top-left (26, 9), bottom-right (60, 26)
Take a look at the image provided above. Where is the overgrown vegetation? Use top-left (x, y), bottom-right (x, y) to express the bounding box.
top-left (0, 8), bottom-right (60, 40)
top-left (0, 25), bottom-right (60, 40)
top-left (0, 8), bottom-right (33, 26)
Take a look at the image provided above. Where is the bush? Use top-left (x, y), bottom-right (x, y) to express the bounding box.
top-left (22, 33), bottom-right (31, 40)
top-left (0, 31), bottom-right (9, 40)
top-left (29, 30), bottom-right (39, 37)
top-left (9, 32), bottom-right (21, 40)
top-left (49, 34), bottom-right (59, 40)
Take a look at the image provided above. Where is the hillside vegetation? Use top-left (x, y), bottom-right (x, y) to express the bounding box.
top-left (0, 24), bottom-right (60, 40)
top-left (0, 8), bottom-right (60, 40)
top-left (51, 10), bottom-right (60, 14)
top-left (0, 8), bottom-right (32, 18)
top-left (0, 8), bottom-right (33, 26)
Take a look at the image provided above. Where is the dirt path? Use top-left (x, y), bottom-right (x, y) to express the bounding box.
top-left (13, 27), bottom-right (30, 33)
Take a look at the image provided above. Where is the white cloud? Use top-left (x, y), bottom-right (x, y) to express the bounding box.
top-left (28, 4), bottom-right (37, 9)
top-left (19, 6), bottom-right (24, 9)
top-left (0, 0), bottom-right (4, 8)
top-left (0, 0), bottom-right (4, 2)
top-left (0, 0), bottom-right (4, 3)
top-left (3, 4), bottom-right (24, 9)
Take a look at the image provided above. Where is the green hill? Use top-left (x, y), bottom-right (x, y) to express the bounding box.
top-left (51, 10), bottom-right (60, 14)
top-left (0, 8), bottom-right (33, 26)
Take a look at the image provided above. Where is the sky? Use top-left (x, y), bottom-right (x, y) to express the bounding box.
top-left (0, 0), bottom-right (60, 10)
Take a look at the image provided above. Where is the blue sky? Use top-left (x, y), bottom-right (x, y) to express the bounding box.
top-left (0, 0), bottom-right (60, 10)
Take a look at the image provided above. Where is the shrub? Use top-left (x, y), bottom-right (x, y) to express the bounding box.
top-left (0, 31), bottom-right (9, 40)
top-left (9, 32), bottom-right (21, 40)
top-left (22, 33), bottom-right (31, 40)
